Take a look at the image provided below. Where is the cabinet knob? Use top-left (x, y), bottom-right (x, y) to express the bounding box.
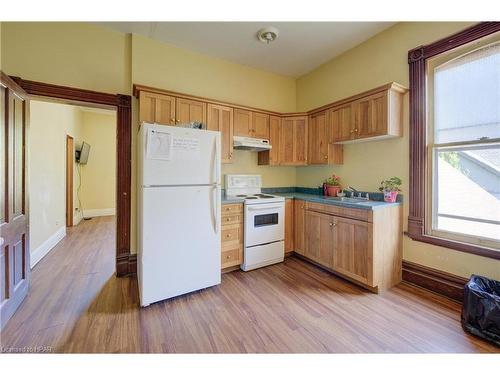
top-left (324, 155), bottom-right (328, 160)
top-left (226, 255), bottom-right (231, 259)
top-left (329, 222), bottom-right (333, 227)
top-left (170, 118), bottom-right (175, 123)
top-left (226, 234), bottom-right (232, 238)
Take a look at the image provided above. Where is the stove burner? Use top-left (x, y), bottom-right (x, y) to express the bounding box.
top-left (253, 194), bottom-right (274, 198)
top-left (236, 194), bottom-right (247, 197)
top-left (245, 196), bottom-right (258, 199)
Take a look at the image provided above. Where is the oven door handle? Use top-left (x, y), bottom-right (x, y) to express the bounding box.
top-left (247, 205), bottom-right (283, 211)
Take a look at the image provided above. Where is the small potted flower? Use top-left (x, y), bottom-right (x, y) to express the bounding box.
top-left (379, 177), bottom-right (402, 202)
top-left (325, 174), bottom-right (342, 197)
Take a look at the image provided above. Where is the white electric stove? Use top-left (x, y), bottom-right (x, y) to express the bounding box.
top-left (225, 175), bottom-right (285, 271)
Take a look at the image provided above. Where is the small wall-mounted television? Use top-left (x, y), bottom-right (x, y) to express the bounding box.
top-left (76, 142), bottom-right (91, 164)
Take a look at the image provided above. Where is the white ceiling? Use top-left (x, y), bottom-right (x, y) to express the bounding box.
top-left (96, 22), bottom-right (395, 77)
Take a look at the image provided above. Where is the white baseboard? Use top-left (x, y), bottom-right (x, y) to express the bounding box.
top-left (31, 226), bottom-right (66, 268)
top-left (83, 208), bottom-right (116, 218)
top-left (73, 212), bottom-right (82, 226)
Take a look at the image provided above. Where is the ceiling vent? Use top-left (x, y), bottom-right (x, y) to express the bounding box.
top-left (257, 27), bottom-right (279, 44)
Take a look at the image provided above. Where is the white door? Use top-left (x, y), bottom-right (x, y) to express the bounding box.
top-left (138, 184), bottom-right (221, 306)
top-left (140, 123), bottom-right (220, 186)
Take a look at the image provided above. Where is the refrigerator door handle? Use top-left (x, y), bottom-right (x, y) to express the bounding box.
top-left (212, 136), bottom-right (220, 185)
top-left (212, 185), bottom-right (220, 234)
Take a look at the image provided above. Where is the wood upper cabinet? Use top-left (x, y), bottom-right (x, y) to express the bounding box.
top-left (330, 84), bottom-right (405, 143)
top-left (294, 199), bottom-right (306, 255)
top-left (308, 110), bottom-right (344, 165)
top-left (234, 108), bottom-right (252, 137)
top-left (305, 210), bottom-right (335, 268)
top-left (258, 115), bottom-right (281, 166)
top-left (234, 109), bottom-right (270, 139)
top-left (207, 103), bottom-right (233, 164)
top-left (252, 112), bottom-right (270, 139)
top-left (139, 92), bottom-right (176, 125)
top-left (308, 111), bottom-right (329, 165)
top-left (284, 199), bottom-right (294, 254)
top-left (333, 216), bottom-right (371, 285)
top-left (280, 116), bottom-right (308, 166)
top-left (176, 97), bottom-right (207, 126)
top-left (329, 104), bottom-right (353, 142)
top-left (352, 91), bottom-right (388, 139)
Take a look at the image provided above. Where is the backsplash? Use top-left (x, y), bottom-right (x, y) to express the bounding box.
top-left (261, 186), bottom-right (404, 202)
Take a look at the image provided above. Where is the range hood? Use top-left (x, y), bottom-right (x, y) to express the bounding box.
top-left (233, 136), bottom-right (272, 151)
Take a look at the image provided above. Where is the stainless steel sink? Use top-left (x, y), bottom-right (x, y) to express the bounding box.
top-left (325, 197), bottom-right (369, 204)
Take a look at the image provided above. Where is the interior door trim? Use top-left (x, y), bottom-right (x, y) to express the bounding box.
top-left (9, 76), bottom-right (134, 277)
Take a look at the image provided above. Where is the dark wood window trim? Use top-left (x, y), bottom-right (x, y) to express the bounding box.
top-left (407, 22), bottom-right (500, 261)
top-left (10, 76), bottom-right (135, 276)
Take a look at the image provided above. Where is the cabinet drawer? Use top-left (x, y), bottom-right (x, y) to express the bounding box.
top-left (307, 202), bottom-right (372, 222)
top-left (222, 203), bottom-right (243, 216)
top-left (221, 247), bottom-right (242, 268)
top-left (221, 225), bottom-right (242, 245)
top-left (221, 213), bottom-right (242, 225)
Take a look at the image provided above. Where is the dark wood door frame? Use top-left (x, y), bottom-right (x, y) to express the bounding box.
top-left (10, 76), bottom-right (134, 276)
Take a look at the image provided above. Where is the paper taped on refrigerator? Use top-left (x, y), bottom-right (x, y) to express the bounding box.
top-left (146, 128), bottom-right (172, 161)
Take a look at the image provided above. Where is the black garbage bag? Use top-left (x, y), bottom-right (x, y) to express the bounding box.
top-left (461, 274), bottom-right (500, 346)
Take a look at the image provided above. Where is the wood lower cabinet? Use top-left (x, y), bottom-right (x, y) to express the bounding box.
top-left (296, 200), bottom-right (402, 293)
top-left (207, 103), bottom-right (233, 164)
top-left (284, 199), bottom-right (294, 254)
top-left (305, 210), bottom-right (334, 268)
top-left (221, 203), bottom-right (244, 270)
top-left (333, 216), bottom-right (371, 285)
top-left (293, 199), bottom-right (306, 255)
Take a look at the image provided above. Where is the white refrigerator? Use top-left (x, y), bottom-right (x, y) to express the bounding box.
top-left (138, 123), bottom-right (221, 307)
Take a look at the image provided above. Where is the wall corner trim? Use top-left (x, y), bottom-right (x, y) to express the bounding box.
top-left (30, 226), bottom-right (66, 268)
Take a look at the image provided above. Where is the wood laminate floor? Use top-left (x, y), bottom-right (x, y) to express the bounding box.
top-left (1, 216), bottom-right (498, 353)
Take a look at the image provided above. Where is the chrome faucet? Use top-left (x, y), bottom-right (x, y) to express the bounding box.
top-left (346, 186), bottom-right (370, 200)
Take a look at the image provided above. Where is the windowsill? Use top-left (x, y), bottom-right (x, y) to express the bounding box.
top-left (406, 231), bottom-right (500, 260)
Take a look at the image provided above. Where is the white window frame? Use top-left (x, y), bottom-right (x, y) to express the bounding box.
top-left (426, 34), bottom-right (500, 251)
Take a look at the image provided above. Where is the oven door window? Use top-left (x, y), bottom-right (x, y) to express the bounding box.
top-left (254, 213), bottom-right (279, 227)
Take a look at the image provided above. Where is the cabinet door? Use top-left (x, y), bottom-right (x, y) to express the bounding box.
top-left (333, 216), bottom-right (372, 285)
top-left (233, 109), bottom-right (252, 137)
top-left (294, 116), bottom-right (308, 165)
top-left (308, 111), bottom-right (328, 164)
top-left (293, 199), bottom-right (306, 255)
top-left (353, 92), bottom-right (387, 139)
top-left (176, 98), bottom-right (207, 126)
top-left (329, 104), bottom-right (353, 142)
top-left (284, 199), bottom-right (294, 254)
top-left (139, 92), bottom-right (176, 125)
top-left (207, 104), bottom-right (233, 164)
top-left (305, 211), bottom-right (334, 268)
top-left (258, 115), bottom-right (281, 165)
top-left (280, 117), bottom-right (295, 165)
top-left (252, 112), bottom-right (270, 139)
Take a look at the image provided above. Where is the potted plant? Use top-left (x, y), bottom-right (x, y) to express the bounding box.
top-left (325, 174), bottom-right (342, 197)
top-left (379, 177), bottom-right (402, 202)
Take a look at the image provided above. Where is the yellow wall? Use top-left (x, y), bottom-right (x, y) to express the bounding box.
top-left (29, 101), bottom-right (83, 252)
top-left (79, 111), bottom-right (117, 214)
top-left (296, 22), bottom-right (499, 279)
top-left (5, 21), bottom-right (499, 278)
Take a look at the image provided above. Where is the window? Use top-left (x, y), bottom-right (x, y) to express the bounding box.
top-left (408, 23), bottom-right (500, 260)
top-left (426, 33), bottom-right (500, 251)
